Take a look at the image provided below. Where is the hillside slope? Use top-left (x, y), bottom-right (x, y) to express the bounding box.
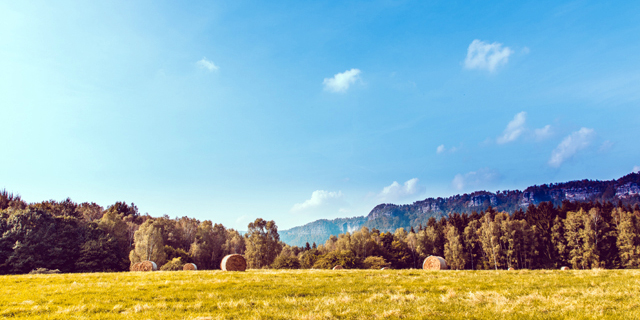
top-left (280, 173), bottom-right (640, 246)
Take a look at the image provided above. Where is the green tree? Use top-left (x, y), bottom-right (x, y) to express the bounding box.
top-left (244, 218), bottom-right (281, 268)
top-left (617, 209), bottom-right (640, 268)
top-left (98, 210), bottom-right (132, 271)
top-left (463, 219), bottom-right (482, 270)
top-left (129, 220), bottom-right (167, 267)
top-left (444, 224), bottom-right (466, 270)
top-left (76, 222), bottom-right (121, 272)
top-left (0, 209), bottom-right (82, 274)
top-left (480, 213), bottom-right (504, 270)
top-left (564, 209), bottom-right (586, 269)
top-left (190, 221), bottom-right (227, 270)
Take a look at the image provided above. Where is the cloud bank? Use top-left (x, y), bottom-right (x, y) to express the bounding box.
top-left (197, 57), bottom-right (219, 71)
top-left (323, 69), bottom-right (361, 93)
top-left (548, 128), bottom-right (595, 167)
top-left (464, 40), bottom-right (513, 72)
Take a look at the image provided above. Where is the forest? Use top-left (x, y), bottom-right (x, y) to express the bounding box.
top-left (1, 189), bottom-right (639, 274)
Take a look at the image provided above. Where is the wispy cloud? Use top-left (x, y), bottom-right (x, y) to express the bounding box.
top-left (599, 140), bottom-right (614, 153)
top-left (464, 39), bottom-right (514, 72)
top-left (534, 125), bottom-right (553, 140)
top-left (436, 144), bottom-right (459, 154)
top-left (197, 57), bottom-right (219, 72)
top-left (548, 128), bottom-right (595, 167)
top-left (378, 178), bottom-right (422, 202)
top-left (452, 168), bottom-right (500, 191)
top-left (323, 69), bottom-right (361, 93)
top-left (497, 112), bottom-right (527, 144)
top-left (634, 166), bottom-right (640, 173)
top-left (291, 190), bottom-right (344, 212)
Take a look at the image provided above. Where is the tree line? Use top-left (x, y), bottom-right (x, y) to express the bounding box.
top-left (1, 189), bottom-right (639, 274)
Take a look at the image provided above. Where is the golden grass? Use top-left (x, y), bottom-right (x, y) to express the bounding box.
top-left (0, 269), bottom-right (639, 319)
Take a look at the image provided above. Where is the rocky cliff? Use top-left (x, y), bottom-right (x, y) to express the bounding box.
top-left (279, 173), bottom-right (640, 246)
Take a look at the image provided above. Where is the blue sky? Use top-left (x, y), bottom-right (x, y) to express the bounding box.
top-left (1, 1), bottom-right (639, 230)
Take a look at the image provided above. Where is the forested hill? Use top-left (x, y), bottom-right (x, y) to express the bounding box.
top-left (280, 173), bottom-right (640, 246)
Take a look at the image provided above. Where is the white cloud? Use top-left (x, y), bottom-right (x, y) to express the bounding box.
top-left (197, 57), bottom-right (219, 71)
top-left (534, 125), bottom-right (553, 140)
top-left (323, 69), bottom-right (361, 93)
top-left (452, 168), bottom-right (500, 191)
top-left (464, 39), bottom-right (514, 72)
top-left (291, 190), bottom-right (344, 212)
top-left (378, 178), bottom-right (422, 202)
top-left (599, 140), bottom-right (614, 153)
top-left (548, 128), bottom-right (595, 168)
top-left (497, 112), bottom-right (527, 144)
top-left (633, 166), bottom-right (640, 173)
top-left (436, 144), bottom-right (459, 154)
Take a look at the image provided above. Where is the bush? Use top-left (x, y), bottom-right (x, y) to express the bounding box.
top-left (29, 268), bottom-right (60, 274)
top-left (160, 258), bottom-right (184, 271)
top-left (312, 250), bottom-right (358, 269)
top-left (362, 256), bottom-right (390, 269)
top-left (271, 256), bottom-right (300, 269)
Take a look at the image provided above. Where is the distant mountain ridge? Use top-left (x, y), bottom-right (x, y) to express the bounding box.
top-left (279, 173), bottom-right (640, 246)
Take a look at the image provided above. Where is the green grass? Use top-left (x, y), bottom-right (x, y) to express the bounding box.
top-left (1, 269), bottom-right (639, 319)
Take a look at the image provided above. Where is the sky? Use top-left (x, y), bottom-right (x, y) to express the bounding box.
top-left (1, 0), bottom-right (639, 230)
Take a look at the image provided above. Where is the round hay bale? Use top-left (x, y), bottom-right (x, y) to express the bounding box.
top-left (183, 263), bottom-right (197, 271)
top-left (560, 266), bottom-right (570, 270)
top-left (381, 267), bottom-right (390, 270)
top-left (221, 254), bottom-right (246, 271)
top-left (130, 262), bottom-right (142, 271)
top-left (333, 265), bottom-right (343, 270)
top-left (422, 256), bottom-right (447, 270)
top-left (140, 261), bottom-right (157, 272)
top-left (508, 267), bottom-right (515, 271)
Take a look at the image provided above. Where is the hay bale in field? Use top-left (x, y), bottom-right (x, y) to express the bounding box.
top-left (183, 263), bottom-right (197, 271)
top-left (560, 266), bottom-right (570, 270)
top-left (221, 254), bottom-right (246, 271)
top-left (139, 261), bottom-right (157, 272)
top-left (130, 262), bottom-right (142, 271)
top-left (332, 265), bottom-right (343, 270)
top-left (508, 267), bottom-right (515, 271)
top-left (422, 256), bottom-right (447, 270)
top-left (381, 267), bottom-right (390, 270)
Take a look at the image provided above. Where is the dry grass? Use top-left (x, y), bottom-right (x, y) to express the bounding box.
top-left (0, 269), bottom-right (639, 319)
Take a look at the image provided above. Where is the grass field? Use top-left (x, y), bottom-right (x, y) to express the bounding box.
top-left (1, 269), bottom-right (639, 319)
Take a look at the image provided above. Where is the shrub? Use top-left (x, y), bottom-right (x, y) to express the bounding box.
top-left (362, 256), bottom-right (390, 269)
top-left (160, 258), bottom-right (184, 271)
top-left (271, 256), bottom-right (300, 269)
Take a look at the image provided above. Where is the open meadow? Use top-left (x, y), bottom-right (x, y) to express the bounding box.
top-left (1, 269), bottom-right (639, 319)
